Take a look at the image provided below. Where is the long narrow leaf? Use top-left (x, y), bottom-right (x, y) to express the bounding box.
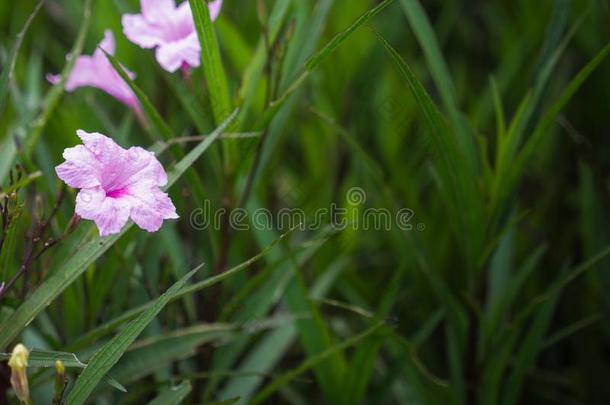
top-left (65, 269), bottom-right (198, 404)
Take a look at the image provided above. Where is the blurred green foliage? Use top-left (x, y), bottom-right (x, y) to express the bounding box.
top-left (1, 0), bottom-right (610, 403)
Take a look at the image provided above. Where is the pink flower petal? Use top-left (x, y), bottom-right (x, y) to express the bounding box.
top-left (76, 129), bottom-right (126, 166)
top-left (122, 0), bottom-right (222, 72)
top-left (75, 187), bottom-right (106, 219)
top-left (95, 195), bottom-right (132, 236)
top-left (209, 0), bottom-right (223, 21)
top-left (121, 146), bottom-right (168, 187)
top-left (94, 29), bottom-right (116, 57)
top-left (155, 33), bottom-right (200, 72)
top-left (122, 13), bottom-right (165, 48)
top-left (47, 31), bottom-right (139, 110)
top-left (55, 145), bottom-right (102, 188)
top-left (57, 130), bottom-right (177, 236)
top-left (127, 184), bottom-right (178, 232)
top-left (141, 0), bottom-right (176, 21)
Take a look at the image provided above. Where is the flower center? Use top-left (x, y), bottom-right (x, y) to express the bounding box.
top-left (106, 188), bottom-right (129, 198)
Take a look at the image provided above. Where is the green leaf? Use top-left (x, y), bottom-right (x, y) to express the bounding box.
top-left (259, 0), bottom-right (395, 128)
top-left (0, 1), bottom-right (42, 121)
top-left (103, 50), bottom-right (173, 141)
top-left (250, 322), bottom-right (385, 405)
top-left (22, 0), bottom-right (92, 160)
top-left (0, 349), bottom-right (126, 392)
top-left (506, 41), bottom-right (610, 198)
top-left (147, 381), bottom-right (191, 405)
top-left (374, 29), bottom-right (483, 270)
top-left (399, 0), bottom-right (476, 166)
top-left (65, 269), bottom-right (198, 404)
top-left (66, 224), bottom-right (296, 352)
top-left (189, 0), bottom-right (232, 125)
top-left (110, 324), bottom-right (236, 384)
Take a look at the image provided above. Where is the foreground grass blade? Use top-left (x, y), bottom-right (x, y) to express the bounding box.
top-left (374, 29), bottom-right (483, 269)
top-left (0, 349), bottom-right (126, 392)
top-left (0, 111), bottom-right (237, 351)
top-left (66, 224), bottom-right (298, 351)
top-left (65, 269), bottom-right (198, 404)
top-left (399, 0), bottom-right (476, 165)
top-left (0, 1), bottom-right (42, 121)
top-left (23, 0), bottom-right (92, 159)
top-left (147, 381), bottom-right (191, 405)
top-left (499, 42), bottom-right (610, 210)
top-left (104, 51), bottom-right (173, 141)
top-left (189, 0), bottom-right (232, 125)
top-left (250, 322), bottom-right (385, 405)
top-left (259, 0), bottom-right (395, 128)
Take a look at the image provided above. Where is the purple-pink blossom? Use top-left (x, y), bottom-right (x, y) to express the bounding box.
top-left (47, 30), bottom-right (140, 111)
top-left (56, 130), bottom-right (178, 237)
top-left (122, 0), bottom-right (223, 72)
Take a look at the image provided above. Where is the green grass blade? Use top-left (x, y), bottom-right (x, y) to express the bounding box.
top-left (258, 0), bottom-right (395, 128)
top-left (0, 1), bottom-right (42, 121)
top-left (111, 324), bottom-right (236, 384)
top-left (147, 381), bottom-right (191, 405)
top-left (374, 29), bottom-right (483, 269)
top-left (250, 322), bottom-right (385, 405)
top-left (399, 0), bottom-right (476, 165)
top-left (504, 42), bottom-right (610, 204)
top-left (189, 0), bottom-right (232, 125)
top-left (399, 0), bottom-right (456, 114)
top-left (66, 224), bottom-right (296, 351)
top-left (65, 269), bottom-right (198, 404)
top-left (103, 51), bottom-right (173, 141)
top-left (22, 0), bottom-right (92, 160)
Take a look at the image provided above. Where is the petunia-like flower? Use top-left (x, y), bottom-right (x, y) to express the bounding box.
top-left (122, 0), bottom-right (223, 72)
top-left (47, 30), bottom-right (140, 111)
top-left (56, 130), bottom-right (178, 236)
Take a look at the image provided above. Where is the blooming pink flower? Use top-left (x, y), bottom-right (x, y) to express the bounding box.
top-left (56, 130), bottom-right (178, 236)
top-left (122, 0), bottom-right (223, 72)
top-left (47, 30), bottom-right (140, 111)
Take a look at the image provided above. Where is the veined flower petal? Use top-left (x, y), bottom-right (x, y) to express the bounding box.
top-left (55, 145), bottom-right (101, 188)
top-left (121, 0), bottom-right (223, 72)
top-left (46, 30), bottom-right (139, 110)
top-left (57, 130), bottom-right (178, 236)
top-left (155, 33), bottom-right (200, 72)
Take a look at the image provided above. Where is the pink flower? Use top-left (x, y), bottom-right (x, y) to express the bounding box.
top-left (47, 30), bottom-right (140, 111)
top-left (122, 0), bottom-right (223, 72)
top-left (56, 130), bottom-right (178, 236)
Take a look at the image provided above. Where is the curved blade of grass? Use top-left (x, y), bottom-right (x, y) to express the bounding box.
top-left (65, 269), bottom-right (198, 404)
top-left (250, 321), bottom-right (384, 405)
top-left (147, 381), bottom-right (191, 405)
top-left (0, 1), bottom-right (42, 121)
top-left (1, 349), bottom-right (126, 392)
top-left (103, 50), bottom-right (172, 141)
top-left (258, 0), bottom-right (395, 128)
top-left (493, 9), bottom-right (587, 191)
top-left (374, 29), bottom-right (483, 270)
top-left (399, 0), bottom-right (476, 166)
top-left (0, 110), bottom-right (237, 351)
top-left (500, 42), bottom-right (610, 208)
top-left (22, 0), bottom-right (92, 160)
top-left (111, 324), bottom-right (237, 384)
top-left (189, 0), bottom-right (232, 125)
top-left (66, 223), bottom-right (296, 351)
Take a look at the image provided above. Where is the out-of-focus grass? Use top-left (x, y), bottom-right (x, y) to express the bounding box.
top-left (1, 0), bottom-right (610, 403)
